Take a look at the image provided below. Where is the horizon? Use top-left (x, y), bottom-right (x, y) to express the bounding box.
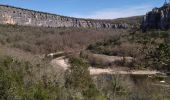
top-left (0, 0), bottom-right (165, 19)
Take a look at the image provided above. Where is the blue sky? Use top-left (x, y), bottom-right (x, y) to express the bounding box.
top-left (0, 0), bottom-right (165, 19)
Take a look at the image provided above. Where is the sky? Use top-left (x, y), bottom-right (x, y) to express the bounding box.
top-left (0, 0), bottom-right (165, 19)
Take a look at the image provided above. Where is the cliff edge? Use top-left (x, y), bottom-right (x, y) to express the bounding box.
top-left (0, 5), bottom-right (130, 29)
top-left (142, 3), bottom-right (170, 31)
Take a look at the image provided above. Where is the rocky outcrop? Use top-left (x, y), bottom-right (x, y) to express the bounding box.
top-left (0, 5), bottom-right (129, 29)
top-left (141, 3), bottom-right (170, 31)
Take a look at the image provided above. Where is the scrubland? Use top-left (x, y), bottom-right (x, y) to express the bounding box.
top-left (0, 24), bottom-right (170, 100)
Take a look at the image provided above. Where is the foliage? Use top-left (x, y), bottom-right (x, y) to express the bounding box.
top-left (0, 56), bottom-right (68, 100)
top-left (65, 57), bottom-right (107, 100)
top-left (131, 30), bottom-right (170, 70)
top-left (86, 29), bottom-right (170, 70)
top-left (65, 57), bottom-right (90, 91)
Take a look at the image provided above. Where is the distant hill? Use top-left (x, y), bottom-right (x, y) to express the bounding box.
top-left (0, 5), bottom-right (142, 29)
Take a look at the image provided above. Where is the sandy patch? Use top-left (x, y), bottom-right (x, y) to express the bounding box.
top-left (51, 56), bottom-right (70, 70)
top-left (89, 67), bottom-right (160, 75)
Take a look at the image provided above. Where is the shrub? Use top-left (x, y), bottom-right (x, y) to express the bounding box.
top-left (0, 55), bottom-right (68, 100)
top-left (65, 57), bottom-right (91, 91)
top-left (65, 57), bottom-right (107, 99)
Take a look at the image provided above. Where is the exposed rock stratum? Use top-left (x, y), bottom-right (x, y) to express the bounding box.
top-left (142, 3), bottom-right (170, 31)
top-left (0, 5), bottom-right (130, 29)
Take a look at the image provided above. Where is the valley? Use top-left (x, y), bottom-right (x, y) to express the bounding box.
top-left (0, 3), bottom-right (170, 100)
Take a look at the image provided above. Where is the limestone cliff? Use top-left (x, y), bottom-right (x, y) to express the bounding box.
top-left (142, 3), bottom-right (170, 31)
top-left (0, 5), bottom-right (129, 29)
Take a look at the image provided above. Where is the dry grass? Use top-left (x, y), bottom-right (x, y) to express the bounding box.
top-left (0, 24), bottom-right (128, 55)
top-left (80, 50), bottom-right (133, 68)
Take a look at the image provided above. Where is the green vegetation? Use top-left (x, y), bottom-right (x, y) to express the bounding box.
top-left (87, 30), bottom-right (170, 71)
top-left (129, 30), bottom-right (170, 70)
top-left (0, 56), bottom-right (68, 100)
top-left (0, 55), bottom-right (107, 100)
top-left (65, 57), bottom-right (107, 100)
top-left (65, 57), bottom-right (91, 91)
top-left (0, 23), bottom-right (170, 100)
top-left (0, 44), bottom-right (170, 100)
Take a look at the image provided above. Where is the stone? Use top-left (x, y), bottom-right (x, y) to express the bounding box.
top-left (0, 5), bottom-right (129, 29)
top-left (141, 3), bottom-right (170, 31)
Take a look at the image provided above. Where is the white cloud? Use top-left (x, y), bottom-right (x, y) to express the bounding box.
top-left (71, 5), bottom-right (154, 19)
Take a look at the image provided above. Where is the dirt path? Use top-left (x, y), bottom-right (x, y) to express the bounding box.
top-left (51, 56), bottom-right (70, 70)
top-left (89, 67), bottom-right (160, 75)
top-left (51, 57), bottom-right (161, 75)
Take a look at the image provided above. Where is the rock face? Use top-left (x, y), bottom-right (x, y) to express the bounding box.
top-left (0, 5), bottom-right (129, 29)
top-left (142, 3), bottom-right (170, 31)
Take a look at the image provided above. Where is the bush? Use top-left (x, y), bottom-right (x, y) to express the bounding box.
top-left (65, 57), bottom-right (107, 100)
top-left (86, 29), bottom-right (170, 70)
top-left (65, 57), bottom-right (91, 91)
top-left (0, 56), bottom-right (68, 100)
